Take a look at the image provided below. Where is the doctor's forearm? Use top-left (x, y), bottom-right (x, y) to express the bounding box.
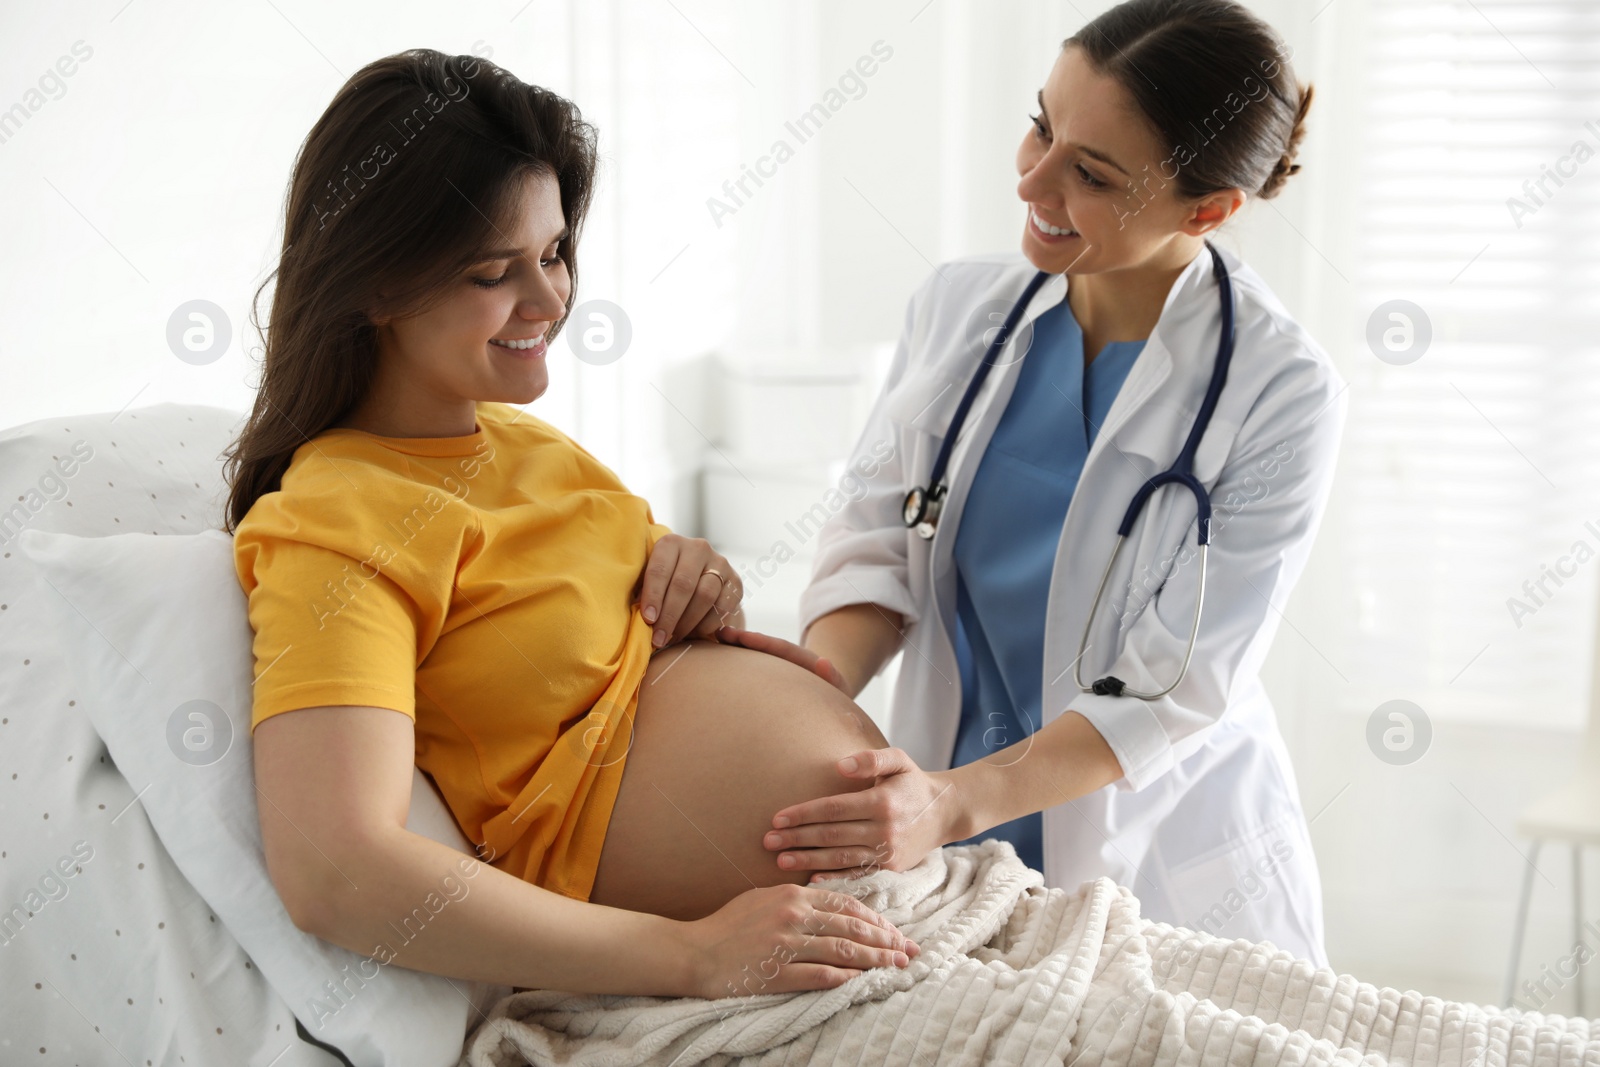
top-left (801, 603), bottom-right (905, 699)
top-left (947, 710), bottom-right (1124, 842)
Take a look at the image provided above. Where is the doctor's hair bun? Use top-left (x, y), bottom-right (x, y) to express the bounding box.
top-left (1065, 0), bottom-right (1312, 205)
top-left (1258, 84), bottom-right (1314, 200)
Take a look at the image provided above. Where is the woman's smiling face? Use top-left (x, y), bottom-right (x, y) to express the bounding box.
top-left (1016, 44), bottom-right (1224, 275)
top-left (368, 167), bottom-right (572, 421)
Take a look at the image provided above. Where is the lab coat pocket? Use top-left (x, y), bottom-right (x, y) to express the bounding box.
top-left (1116, 390), bottom-right (1238, 489)
top-left (1155, 811), bottom-right (1326, 966)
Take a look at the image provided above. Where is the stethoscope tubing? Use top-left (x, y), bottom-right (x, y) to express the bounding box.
top-left (901, 240), bottom-right (1237, 701)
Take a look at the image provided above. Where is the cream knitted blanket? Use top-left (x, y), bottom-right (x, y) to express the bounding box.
top-left (457, 840), bottom-right (1599, 1066)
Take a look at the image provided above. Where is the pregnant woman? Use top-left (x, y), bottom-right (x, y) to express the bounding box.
top-left (224, 49), bottom-right (918, 1000)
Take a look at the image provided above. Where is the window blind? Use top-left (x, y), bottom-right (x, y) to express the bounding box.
top-left (1331, 0), bottom-right (1600, 730)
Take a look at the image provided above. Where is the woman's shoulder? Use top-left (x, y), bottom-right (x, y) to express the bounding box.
top-left (277, 431), bottom-right (413, 501)
top-left (235, 419), bottom-right (474, 540)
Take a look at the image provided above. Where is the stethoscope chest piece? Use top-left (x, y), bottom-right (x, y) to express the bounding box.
top-left (899, 268), bottom-right (1055, 546)
top-left (902, 484), bottom-right (946, 540)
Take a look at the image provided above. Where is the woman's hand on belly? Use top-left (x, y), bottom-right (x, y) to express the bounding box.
top-left (636, 534), bottom-right (744, 650)
top-left (676, 881), bottom-right (919, 998)
top-left (763, 748), bottom-right (963, 883)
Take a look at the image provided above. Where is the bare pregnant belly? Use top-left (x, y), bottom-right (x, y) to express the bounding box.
top-left (587, 638), bottom-right (890, 920)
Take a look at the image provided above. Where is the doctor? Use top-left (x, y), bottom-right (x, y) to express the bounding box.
top-left (719, 0), bottom-right (1344, 965)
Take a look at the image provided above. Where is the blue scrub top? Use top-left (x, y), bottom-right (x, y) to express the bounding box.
top-left (948, 293), bottom-right (1146, 872)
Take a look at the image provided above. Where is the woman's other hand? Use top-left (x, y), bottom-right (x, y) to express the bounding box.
top-left (764, 748), bottom-right (960, 881)
top-left (679, 881), bottom-right (919, 998)
top-left (715, 626), bottom-right (850, 694)
top-left (637, 534), bottom-right (744, 649)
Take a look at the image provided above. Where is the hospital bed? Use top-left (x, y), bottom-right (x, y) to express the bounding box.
top-left (4, 400), bottom-right (1599, 1067)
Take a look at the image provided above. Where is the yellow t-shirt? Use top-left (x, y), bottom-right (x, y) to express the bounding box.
top-left (232, 400), bottom-right (668, 901)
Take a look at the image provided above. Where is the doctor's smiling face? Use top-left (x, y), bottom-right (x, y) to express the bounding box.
top-left (1017, 44), bottom-right (1243, 278)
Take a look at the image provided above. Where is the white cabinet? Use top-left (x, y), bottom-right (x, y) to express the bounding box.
top-left (697, 344), bottom-right (898, 729)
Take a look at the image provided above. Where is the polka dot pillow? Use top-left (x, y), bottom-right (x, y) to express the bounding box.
top-left (2, 403), bottom-right (504, 1066)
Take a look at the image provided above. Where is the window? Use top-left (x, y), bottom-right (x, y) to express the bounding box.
top-left (1329, 0), bottom-right (1600, 729)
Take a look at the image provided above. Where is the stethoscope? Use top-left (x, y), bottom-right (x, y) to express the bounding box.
top-left (901, 240), bottom-right (1237, 701)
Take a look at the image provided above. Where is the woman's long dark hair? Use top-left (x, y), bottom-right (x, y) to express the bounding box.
top-left (221, 48), bottom-right (597, 532)
top-left (1067, 0), bottom-right (1313, 202)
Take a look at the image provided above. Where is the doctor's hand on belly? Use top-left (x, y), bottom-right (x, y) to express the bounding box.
top-left (718, 624), bottom-right (958, 879)
top-left (635, 533), bottom-right (746, 649)
top-left (719, 623), bottom-right (1127, 880)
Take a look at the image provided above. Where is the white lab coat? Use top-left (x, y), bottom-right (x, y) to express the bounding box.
top-left (798, 244), bottom-right (1346, 967)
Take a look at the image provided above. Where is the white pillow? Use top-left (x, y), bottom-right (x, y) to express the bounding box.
top-left (18, 524), bottom-right (510, 1066)
top-left (0, 401), bottom-right (348, 1064)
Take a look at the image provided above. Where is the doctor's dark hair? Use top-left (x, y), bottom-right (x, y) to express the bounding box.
top-left (1065, 0), bottom-right (1312, 202)
top-left (220, 48), bottom-right (597, 533)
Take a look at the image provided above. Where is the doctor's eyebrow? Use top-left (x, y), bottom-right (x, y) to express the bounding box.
top-left (1036, 89), bottom-right (1130, 177)
top-left (472, 227), bottom-right (571, 264)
